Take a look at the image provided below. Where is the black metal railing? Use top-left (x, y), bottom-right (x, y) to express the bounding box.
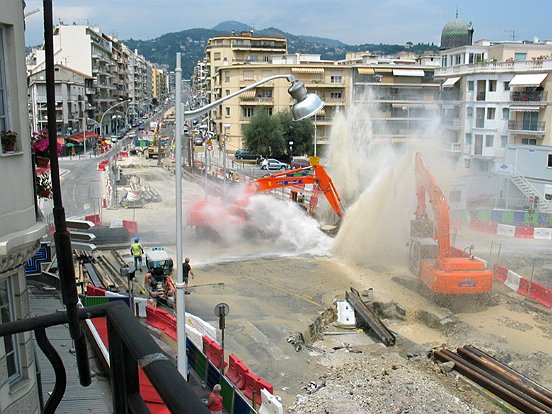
top-left (511, 90), bottom-right (547, 102)
top-left (508, 120), bottom-right (546, 132)
top-left (0, 301), bottom-right (209, 414)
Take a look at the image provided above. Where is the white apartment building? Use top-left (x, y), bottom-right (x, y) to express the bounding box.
top-left (1, 3), bottom-right (49, 412)
top-left (436, 22), bottom-right (552, 208)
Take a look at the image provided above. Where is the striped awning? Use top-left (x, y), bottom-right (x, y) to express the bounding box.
top-left (393, 69), bottom-right (425, 77)
top-left (357, 68), bottom-right (375, 74)
top-left (291, 67), bottom-right (324, 74)
top-left (239, 90), bottom-right (255, 100)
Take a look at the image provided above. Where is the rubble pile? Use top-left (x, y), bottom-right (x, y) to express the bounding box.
top-left (288, 348), bottom-right (500, 414)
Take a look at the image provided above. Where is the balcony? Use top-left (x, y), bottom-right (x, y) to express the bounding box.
top-left (441, 142), bottom-right (462, 152)
top-left (440, 91), bottom-right (460, 101)
top-left (508, 120), bottom-right (546, 133)
top-left (0, 301), bottom-right (208, 413)
top-left (476, 92), bottom-right (486, 101)
top-left (511, 90), bottom-right (547, 102)
top-left (441, 117), bottom-right (461, 127)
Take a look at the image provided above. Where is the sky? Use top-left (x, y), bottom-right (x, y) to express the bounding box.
top-left (23, 0), bottom-right (552, 47)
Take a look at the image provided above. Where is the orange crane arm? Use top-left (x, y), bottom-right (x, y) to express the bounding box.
top-left (414, 153), bottom-right (451, 257)
top-left (241, 165), bottom-right (344, 217)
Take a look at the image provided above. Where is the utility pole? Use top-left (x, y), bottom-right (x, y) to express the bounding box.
top-left (505, 29), bottom-right (516, 42)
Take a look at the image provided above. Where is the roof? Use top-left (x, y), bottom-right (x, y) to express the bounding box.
top-left (440, 19), bottom-right (474, 50)
top-left (29, 285), bottom-right (113, 413)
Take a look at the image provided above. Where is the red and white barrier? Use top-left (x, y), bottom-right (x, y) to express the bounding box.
top-left (470, 218), bottom-right (552, 240)
top-left (493, 264), bottom-right (552, 308)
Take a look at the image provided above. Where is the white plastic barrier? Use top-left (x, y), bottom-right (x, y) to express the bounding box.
top-left (110, 217), bottom-right (124, 228)
top-left (185, 324), bottom-right (204, 350)
top-left (336, 300), bottom-right (356, 326)
top-left (533, 227), bottom-right (552, 240)
top-left (185, 312), bottom-right (217, 341)
top-left (259, 388), bottom-right (284, 414)
top-left (496, 223), bottom-right (516, 238)
top-left (505, 270), bottom-right (521, 292)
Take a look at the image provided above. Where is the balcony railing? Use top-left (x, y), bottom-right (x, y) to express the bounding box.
top-left (511, 90), bottom-right (547, 102)
top-left (440, 91), bottom-right (461, 101)
top-left (476, 92), bottom-right (486, 101)
top-left (0, 301), bottom-right (209, 414)
top-left (508, 120), bottom-right (546, 132)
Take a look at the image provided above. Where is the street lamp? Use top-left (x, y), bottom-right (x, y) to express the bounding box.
top-left (99, 99), bottom-right (130, 137)
top-left (174, 52), bottom-right (325, 378)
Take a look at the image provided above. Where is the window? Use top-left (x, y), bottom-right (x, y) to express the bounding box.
top-left (1, 278), bottom-right (20, 382)
top-left (0, 27), bottom-right (8, 131)
top-left (514, 52), bottom-right (527, 62)
top-left (465, 133), bottom-right (472, 144)
top-left (489, 80), bottom-right (496, 92)
top-left (225, 107), bottom-right (230, 116)
top-left (450, 190), bottom-right (461, 203)
top-left (330, 91), bottom-right (343, 99)
top-left (468, 81), bottom-right (474, 91)
top-left (466, 107), bottom-right (473, 117)
top-left (213, 52), bottom-right (221, 61)
top-left (257, 89), bottom-right (272, 98)
top-left (266, 107), bottom-right (273, 116)
top-left (243, 107), bottom-right (254, 118)
top-left (330, 73), bottom-right (342, 84)
top-left (502, 108), bottom-right (510, 120)
top-left (464, 158), bottom-right (471, 169)
top-left (548, 154), bottom-right (552, 168)
top-left (504, 81), bottom-right (510, 91)
top-left (243, 70), bottom-right (254, 80)
top-left (263, 56), bottom-right (269, 62)
top-left (501, 135), bottom-right (508, 147)
top-left (487, 108), bottom-right (496, 120)
top-left (476, 108), bottom-right (485, 127)
top-left (224, 73), bottom-right (230, 82)
top-left (442, 55), bottom-right (448, 67)
top-left (522, 138), bottom-right (537, 145)
top-left (485, 135), bottom-right (494, 147)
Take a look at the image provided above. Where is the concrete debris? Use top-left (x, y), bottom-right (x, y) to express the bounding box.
top-left (287, 332), bottom-right (304, 352)
top-left (439, 360), bottom-right (456, 373)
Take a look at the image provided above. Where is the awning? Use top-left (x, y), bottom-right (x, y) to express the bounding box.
top-left (374, 68), bottom-right (393, 73)
top-left (392, 69), bottom-right (425, 77)
top-left (357, 68), bottom-right (375, 75)
top-left (510, 105), bottom-right (542, 112)
top-left (66, 135), bottom-right (84, 143)
top-left (442, 77), bottom-right (461, 87)
top-left (509, 73), bottom-right (547, 87)
top-left (239, 90), bottom-right (255, 100)
top-left (291, 67), bottom-right (324, 74)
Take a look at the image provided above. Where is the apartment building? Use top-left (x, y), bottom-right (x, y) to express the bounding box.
top-left (152, 65), bottom-right (169, 105)
top-left (1, 4), bottom-right (49, 412)
top-left (204, 31), bottom-right (288, 100)
top-left (436, 15), bottom-right (552, 209)
top-left (211, 54), bottom-right (348, 153)
top-left (344, 52), bottom-right (441, 142)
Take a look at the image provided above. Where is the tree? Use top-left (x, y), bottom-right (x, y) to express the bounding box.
top-left (242, 108), bottom-right (284, 156)
top-left (242, 108), bottom-right (315, 157)
top-left (275, 111), bottom-right (314, 156)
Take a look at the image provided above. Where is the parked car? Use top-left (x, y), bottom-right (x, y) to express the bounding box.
top-left (261, 158), bottom-right (289, 170)
top-left (193, 136), bottom-right (204, 146)
top-left (291, 158), bottom-right (310, 169)
top-left (235, 149), bottom-right (260, 160)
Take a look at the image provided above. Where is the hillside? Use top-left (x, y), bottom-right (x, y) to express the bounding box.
top-left (124, 21), bottom-right (438, 78)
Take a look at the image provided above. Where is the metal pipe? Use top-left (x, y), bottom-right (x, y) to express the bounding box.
top-left (464, 345), bottom-right (552, 401)
top-left (435, 349), bottom-right (551, 413)
top-left (457, 346), bottom-right (552, 407)
top-left (43, 0), bottom-right (91, 387)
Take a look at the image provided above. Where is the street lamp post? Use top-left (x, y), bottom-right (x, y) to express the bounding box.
top-left (99, 99), bottom-right (130, 137)
top-left (174, 51), bottom-right (325, 378)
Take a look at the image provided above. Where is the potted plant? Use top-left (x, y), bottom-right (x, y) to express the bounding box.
top-left (31, 130), bottom-right (61, 167)
top-left (35, 172), bottom-right (52, 199)
top-left (1, 130), bottom-right (18, 153)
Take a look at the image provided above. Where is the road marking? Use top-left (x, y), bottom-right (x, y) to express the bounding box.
top-left (244, 276), bottom-right (326, 310)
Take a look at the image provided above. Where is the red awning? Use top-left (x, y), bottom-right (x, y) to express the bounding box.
top-left (66, 133), bottom-right (84, 143)
top-left (57, 137), bottom-right (65, 146)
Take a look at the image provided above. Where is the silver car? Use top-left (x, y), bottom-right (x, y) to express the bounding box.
top-left (261, 158), bottom-right (289, 170)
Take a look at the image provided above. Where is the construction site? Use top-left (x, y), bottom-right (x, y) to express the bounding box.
top-left (47, 117), bottom-right (552, 414)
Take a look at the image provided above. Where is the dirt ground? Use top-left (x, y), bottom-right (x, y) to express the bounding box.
top-left (101, 154), bottom-right (552, 412)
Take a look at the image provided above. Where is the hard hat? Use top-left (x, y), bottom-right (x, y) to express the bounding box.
top-left (134, 237), bottom-right (139, 242)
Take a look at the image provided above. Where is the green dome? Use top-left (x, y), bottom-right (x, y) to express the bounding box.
top-left (440, 19), bottom-right (474, 50)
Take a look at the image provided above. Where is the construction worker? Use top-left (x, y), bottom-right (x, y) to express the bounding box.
top-left (182, 257), bottom-right (194, 294)
top-left (130, 237), bottom-right (144, 271)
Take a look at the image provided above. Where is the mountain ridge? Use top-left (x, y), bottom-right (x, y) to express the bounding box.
top-left (123, 21), bottom-right (438, 77)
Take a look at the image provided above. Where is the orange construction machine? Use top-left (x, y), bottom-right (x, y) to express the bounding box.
top-left (408, 153), bottom-right (493, 295)
top-left (187, 164), bottom-right (344, 238)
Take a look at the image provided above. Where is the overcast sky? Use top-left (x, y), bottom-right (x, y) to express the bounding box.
top-left (24, 0), bottom-right (552, 47)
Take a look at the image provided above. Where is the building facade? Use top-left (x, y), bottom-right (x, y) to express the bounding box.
top-left (1, 3), bottom-right (48, 412)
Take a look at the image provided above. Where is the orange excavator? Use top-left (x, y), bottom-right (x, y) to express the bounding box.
top-left (408, 153), bottom-right (493, 295)
top-left (187, 164), bottom-right (344, 238)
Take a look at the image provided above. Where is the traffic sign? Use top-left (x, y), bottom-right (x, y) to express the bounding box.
top-left (66, 219), bottom-right (96, 229)
top-left (214, 302), bottom-right (229, 317)
top-left (207, 144), bottom-right (213, 151)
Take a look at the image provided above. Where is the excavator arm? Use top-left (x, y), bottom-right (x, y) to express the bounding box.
top-left (414, 152), bottom-right (451, 258)
top-left (242, 164), bottom-right (344, 217)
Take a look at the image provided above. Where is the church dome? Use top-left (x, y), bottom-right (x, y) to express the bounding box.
top-left (440, 19), bottom-right (474, 50)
